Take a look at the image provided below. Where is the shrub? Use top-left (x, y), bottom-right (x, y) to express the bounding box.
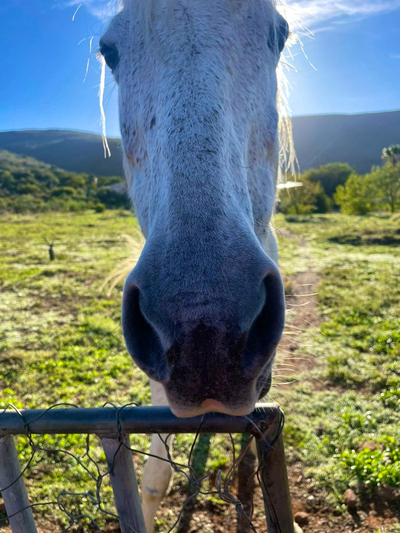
top-left (50, 186), bottom-right (77, 197)
top-left (0, 150), bottom-right (128, 213)
top-left (95, 188), bottom-right (131, 210)
top-left (334, 174), bottom-right (376, 215)
top-left (303, 163), bottom-right (354, 199)
top-left (17, 183), bottom-right (42, 195)
top-left (0, 197), bottom-right (9, 213)
top-left (279, 179), bottom-right (331, 215)
top-left (94, 203), bottom-right (106, 213)
top-left (371, 164), bottom-right (400, 213)
top-left (12, 195), bottom-right (45, 214)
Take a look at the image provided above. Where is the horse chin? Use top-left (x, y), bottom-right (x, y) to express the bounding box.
top-left (166, 385), bottom-right (259, 418)
top-left (165, 372), bottom-right (271, 418)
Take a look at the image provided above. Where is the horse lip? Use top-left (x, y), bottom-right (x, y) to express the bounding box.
top-left (166, 384), bottom-right (259, 418)
top-left (168, 401), bottom-right (256, 419)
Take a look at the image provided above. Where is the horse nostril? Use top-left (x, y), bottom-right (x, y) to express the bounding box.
top-left (122, 276), bottom-right (170, 382)
top-left (241, 267), bottom-right (285, 378)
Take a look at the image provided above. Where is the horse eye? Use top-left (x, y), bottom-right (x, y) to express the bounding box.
top-left (99, 40), bottom-right (120, 72)
top-left (268, 18), bottom-right (289, 54)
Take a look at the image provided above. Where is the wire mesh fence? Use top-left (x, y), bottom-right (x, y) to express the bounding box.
top-left (0, 403), bottom-right (293, 533)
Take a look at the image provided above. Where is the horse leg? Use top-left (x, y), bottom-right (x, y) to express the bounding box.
top-left (142, 380), bottom-right (175, 533)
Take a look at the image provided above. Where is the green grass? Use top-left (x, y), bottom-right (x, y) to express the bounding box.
top-left (0, 211), bottom-right (400, 529)
top-left (0, 211), bottom-right (243, 531)
top-left (273, 213), bottom-right (400, 509)
top-left (0, 212), bottom-right (150, 528)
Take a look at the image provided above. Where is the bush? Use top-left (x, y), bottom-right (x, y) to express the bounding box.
top-left (95, 188), bottom-right (131, 210)
top-left (303, 163), bottom-right (354, 199)
top-left (94, 203), bottom-right (106, 213)
top-left (315, 189), bottom-right (332, 213)
top-left (0, 150), bottom-right (128, 213)
top-left (334, 174), bottom-right (376, 215)
top-left (8, 195), bottom-right (48, 214)
top-left (279, 179), bottom-right (331, 215)
top-left (0, 197), bottom-right (9, 213)
top-left (50, 186), bottom-right (77, 197)
top-left (17, 183), bottom-right (42, 195)
top-left (64, 200), bottom-right (87, 212)
top-left (372, 164), bottom-right (400, 213)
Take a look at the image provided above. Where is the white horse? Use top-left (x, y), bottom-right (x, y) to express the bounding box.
top-left (100, 1), bottom-right (290, 530)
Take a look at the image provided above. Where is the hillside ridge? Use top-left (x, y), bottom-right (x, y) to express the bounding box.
top-left (1, 110), bottom-right (399, 175)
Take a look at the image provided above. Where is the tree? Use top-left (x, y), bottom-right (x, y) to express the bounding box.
top-left (302, 163), bottom-right (354, 199)
top-left (382, 145), bottom-right (400, 167)
top-left (334, 174), bottom-right (376, 215)
top-left (0, 150), bottom-right (129, 213)
top-left (0, 170), bottom-right (16, 194)
top-left (279, 179), bottom-right (330, 215)
top-left (372, 164), bottom-right (400, 213)
top-left (34, 171), bottom-right (59, 189)
top-left (59, 173), bottom-right (86, 190)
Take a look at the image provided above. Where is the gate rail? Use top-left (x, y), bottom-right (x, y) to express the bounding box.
top-left (0, 404), bottom-right (294, 533)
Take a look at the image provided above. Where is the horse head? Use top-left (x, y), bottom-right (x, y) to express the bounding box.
top-left (100, 0), bottom-right (289, 417)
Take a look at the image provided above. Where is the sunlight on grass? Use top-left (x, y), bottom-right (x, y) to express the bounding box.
top-left (1, 210), bottom-right (399, 529)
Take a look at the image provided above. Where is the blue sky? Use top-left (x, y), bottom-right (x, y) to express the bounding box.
top-left (1, 0), bottom-right (399, 138)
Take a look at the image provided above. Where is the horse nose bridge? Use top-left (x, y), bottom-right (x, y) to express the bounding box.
top-left (132, 236), bottom-right (276, 327)
top-left (136, 223), bottom-right (272, 282)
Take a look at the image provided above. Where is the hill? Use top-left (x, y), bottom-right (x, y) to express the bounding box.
top-left (0, 110), bottom-right (399, 175)
top-left (0, 150), bottom-right (128, 213)
top-left (0, 130), bottom-right (122, 177)
top-left (292, 110), bottom-right (400, 174)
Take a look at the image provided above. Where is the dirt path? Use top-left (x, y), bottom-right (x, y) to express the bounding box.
top-left (277, 253), bottom-right (322, 384)
top-left (269, 232), bottom-right (400, 533)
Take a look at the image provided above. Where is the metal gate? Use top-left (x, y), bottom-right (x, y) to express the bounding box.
top-left (0, 404), bottom-right (294, 533)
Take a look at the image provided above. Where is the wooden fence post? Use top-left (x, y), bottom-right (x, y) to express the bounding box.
top-left (0, 436), bottom-right (37, 533)
top-left (237, 434), bottom-right (256, 533)
top-left (256, 429), bottom-right (294, 533)
top-left (102, 435), bottom-right (146, 533)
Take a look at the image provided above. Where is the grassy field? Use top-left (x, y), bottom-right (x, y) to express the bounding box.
top-left (275, 215), bottom-right (400, 526)
top-left (0, 211), bottom-right (399, 532)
